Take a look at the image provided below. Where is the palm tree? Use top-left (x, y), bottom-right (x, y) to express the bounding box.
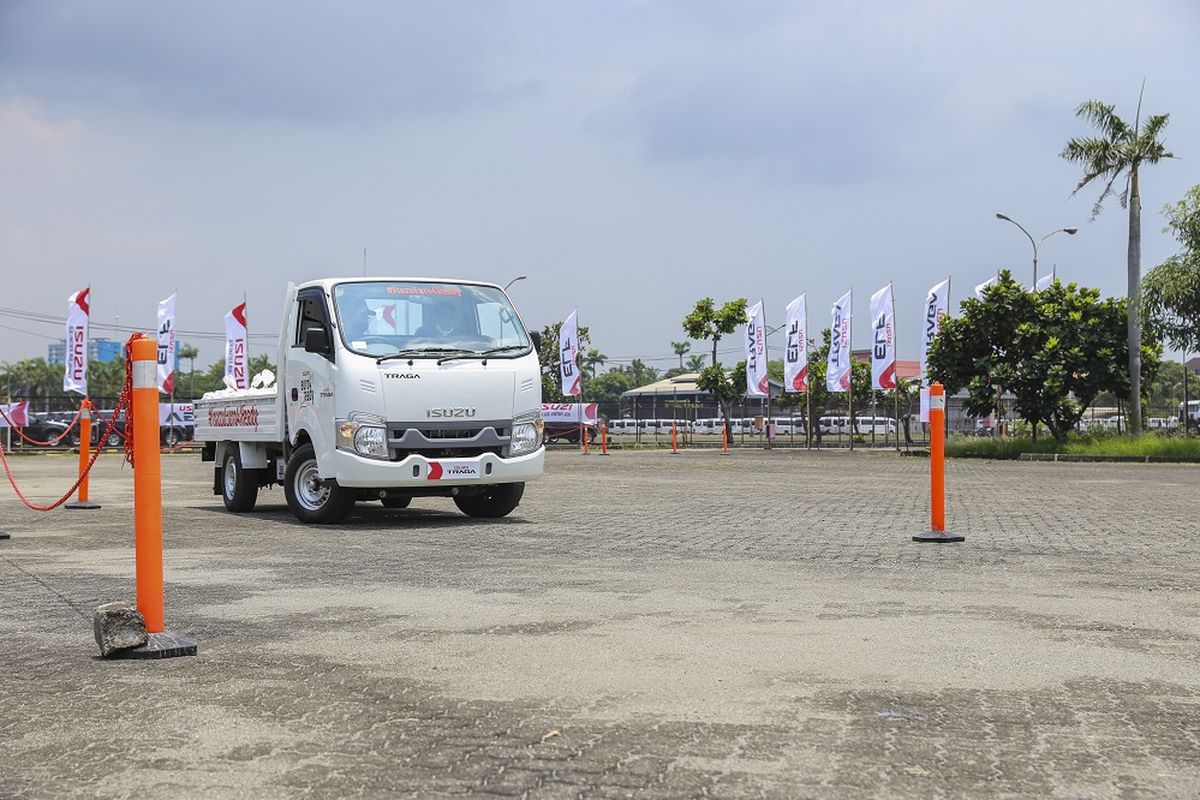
top-left (582, 347), bottom-right (607, 378)
top-left (685, 354), bottom-right (706, 372)
top-left (178, 343), bottom-right (200, 399)
top-left (671, 340), bottom-right (691, 370)
top-left (1061, 88), bottom-right (1175, 435)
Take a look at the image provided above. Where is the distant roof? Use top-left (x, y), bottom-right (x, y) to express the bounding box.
top-left (623, 372), bottom-right (783, 398)
top-left (622, 372), bottom-right (705, 397)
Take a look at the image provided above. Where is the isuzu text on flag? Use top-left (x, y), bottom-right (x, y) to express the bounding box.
top-left (827, 290), bottom-right (852, 392)
top-left (920, 278), bottom-right (950, 422)
top-left (784, 294), bottom-right (808, 392)
top-left (869, 283), bottom-right (897, 390)
top-left (744, 301), bottom-right (768, 398)
top-left (559, 310), bottom-right (581, 396)
top-left (157, 293), bottom-right (177, 394)
top-left (64, 288), bottom-right (90, 396)
top-left (224, 302), bottom-right (249, 390)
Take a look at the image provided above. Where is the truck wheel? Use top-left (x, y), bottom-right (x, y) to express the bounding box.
top-left (453, 482), bottom-right (524, 518)
top-left (222, 446), bottom-right (259, 512)
top-left (106, 431), bottom-right (123, 448)
top-left (284, 443), bottom-right (352, 524)
top-left (163, 427), bottom-right (181, 447)
top-left (380, 495), bottom-right (412, 509)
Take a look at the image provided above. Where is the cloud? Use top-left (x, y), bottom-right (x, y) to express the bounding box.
top-left (605, 20), bottom-right (932, 184)
top-left (0, 97), bottom-right (79, 148)
top-left (0, 0), bottom-right (538, 123)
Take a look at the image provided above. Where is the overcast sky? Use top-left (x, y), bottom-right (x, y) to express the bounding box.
top-left (2, 0), bottom-right (1198, 371)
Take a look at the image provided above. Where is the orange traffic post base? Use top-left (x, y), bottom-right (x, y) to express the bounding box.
top-left (581, 423), bottom-right (589, 455)
top-left (913, 382), bottom-right (963, 543)
top-left (599, 421), bottom-right (609, 455)
top-left (670, 422), bottom-right (679, 454)
top-left (113, 337), bottom-right (197, 659)
top-left (721, 423), bottom-right (730, 455)
top-left (66, 399), bottom-right (101, 510)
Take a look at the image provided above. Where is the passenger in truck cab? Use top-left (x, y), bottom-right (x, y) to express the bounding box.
top-left (416, 300), bottom-right (458, 338)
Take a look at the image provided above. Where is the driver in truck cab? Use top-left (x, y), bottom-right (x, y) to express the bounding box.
top-left (415, 300), bottom-right (458, 338)
top-left (342, 297), bottom-right (385, 342)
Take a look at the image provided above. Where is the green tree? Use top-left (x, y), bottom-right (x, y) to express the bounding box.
top-left (1, 358), bottom-right (58, 410)
top-left (695, 362), bottom-right (743, 436)
top-left (1061, 91), bottom-right (1175, 434)
top-left (928, 272), bottom-right (1160, 441)
top-left (671, 340), bottom-right (691, 370)
top-left (586, 369), bottom-right (634, 403)
top-left (582, 347), bottom-right (607, 379)
top-left (177, 343), bottom-right (200, 399)
top-left (626, 359), bottom-right (659, 387)
top-left (1141, 184), bottom-right (1200, 353)
top-left (682, 297), bottom-right (748, 366)
top-left (685, 354), bottom-right (707, 372)
top-left (683, 297), bottom-right (748, 436)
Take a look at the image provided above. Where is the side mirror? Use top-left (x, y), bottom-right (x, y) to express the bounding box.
top-left (303, 326), bottom-right (329, 354)
top-left (529, 330), bottom-right (542, 354)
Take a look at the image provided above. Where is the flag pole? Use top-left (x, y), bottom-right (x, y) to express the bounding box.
top-left (761, 298), bottom-right (771, 450)
top-left (848, 288), bottom-right (854, 452)
top-left (892, 281), bottom-right (900, 452)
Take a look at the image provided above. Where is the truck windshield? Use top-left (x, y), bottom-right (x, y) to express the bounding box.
top-left (332, 281), bottom-right (532, 358)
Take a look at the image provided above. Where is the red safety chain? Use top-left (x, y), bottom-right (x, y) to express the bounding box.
top-left (122, 333), bottom-right (145, 468)
top-left (0, 386), bottom-right (131, 511)
top-left (0, 404), bottom-right (84, 447)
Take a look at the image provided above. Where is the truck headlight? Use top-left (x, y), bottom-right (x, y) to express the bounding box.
top-left (337, 413), bottom-right (389, 459)
top-left (510, 410), bottom-right (543, 456)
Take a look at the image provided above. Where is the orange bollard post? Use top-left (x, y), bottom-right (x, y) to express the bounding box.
top-left (122, 338), bottom-right (196, 657)
top-left (582, 423), bottom-right (589, 455)
top-left (721, 421), bottom-right (730, 455)
top-left (913, 382), bottom-right (963, 543)
top-left (599, 419), bottom-right (608, 456)
top-left (670, 422), bottom-right (679, 454)
top-left (66, 399), bottom-right (101, 509)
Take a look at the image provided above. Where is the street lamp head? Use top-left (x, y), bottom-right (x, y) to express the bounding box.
top-left (503, 275), bottom-right (528, 291)
top-left (995, 212), bottom-right (1011, 222)
top-left (1064, 227), bottom-right (1079, 235)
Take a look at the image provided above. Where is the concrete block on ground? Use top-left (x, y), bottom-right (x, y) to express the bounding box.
top-left (93, 602), bottom-right (147, 657)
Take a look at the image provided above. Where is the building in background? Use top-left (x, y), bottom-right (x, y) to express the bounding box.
top-left (47, 338), bottom-right (123, 365)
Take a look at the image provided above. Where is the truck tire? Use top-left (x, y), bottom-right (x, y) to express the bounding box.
top-left (284, 442), bottom-right (353, 524)
top-left (222, 447), bottom-right (259, 512)
top-left (453, 482), bottom-right (524, 518)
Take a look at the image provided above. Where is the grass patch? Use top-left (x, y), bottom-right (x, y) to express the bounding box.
top-left (944, 437), bottom-right (1062, 459)
top-left (1063, 436), bottom-right (1200, 458)
top-left (946, 433), bottom-right (1200, 460)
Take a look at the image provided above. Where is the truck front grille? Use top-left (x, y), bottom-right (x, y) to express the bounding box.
top-left (387, 419), bottom-right (511, 460)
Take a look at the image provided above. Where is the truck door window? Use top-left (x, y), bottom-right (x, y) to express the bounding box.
top-left (294, 293), bottom-right (330, 348)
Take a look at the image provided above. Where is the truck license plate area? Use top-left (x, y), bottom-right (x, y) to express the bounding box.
top-left (427, 460), bottom-right (482, 481)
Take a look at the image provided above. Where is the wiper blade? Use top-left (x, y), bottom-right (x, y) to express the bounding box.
top-left (376, 348), bottom-right (471, 364)
top-left (437, 345), bottom-right (530, 365)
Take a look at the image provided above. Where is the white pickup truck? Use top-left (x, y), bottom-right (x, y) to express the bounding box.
top-left (195, 277), bottom-right (545, 523)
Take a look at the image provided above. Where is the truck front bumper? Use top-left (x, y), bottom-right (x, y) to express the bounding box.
top-left (331, 447), bottom-right (544, 489)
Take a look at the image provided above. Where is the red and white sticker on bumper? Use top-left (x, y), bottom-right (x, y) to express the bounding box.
top-left (427, 460), bottom-right (482, 480)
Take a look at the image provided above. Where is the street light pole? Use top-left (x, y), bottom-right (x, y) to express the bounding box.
top-left (994, 213), bottom-right (1078, 286)
top-left (503, 275), bottom-right (528, 292)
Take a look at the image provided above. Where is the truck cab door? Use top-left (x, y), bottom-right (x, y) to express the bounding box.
top-left (285, 287), bottom-right (337, 473)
